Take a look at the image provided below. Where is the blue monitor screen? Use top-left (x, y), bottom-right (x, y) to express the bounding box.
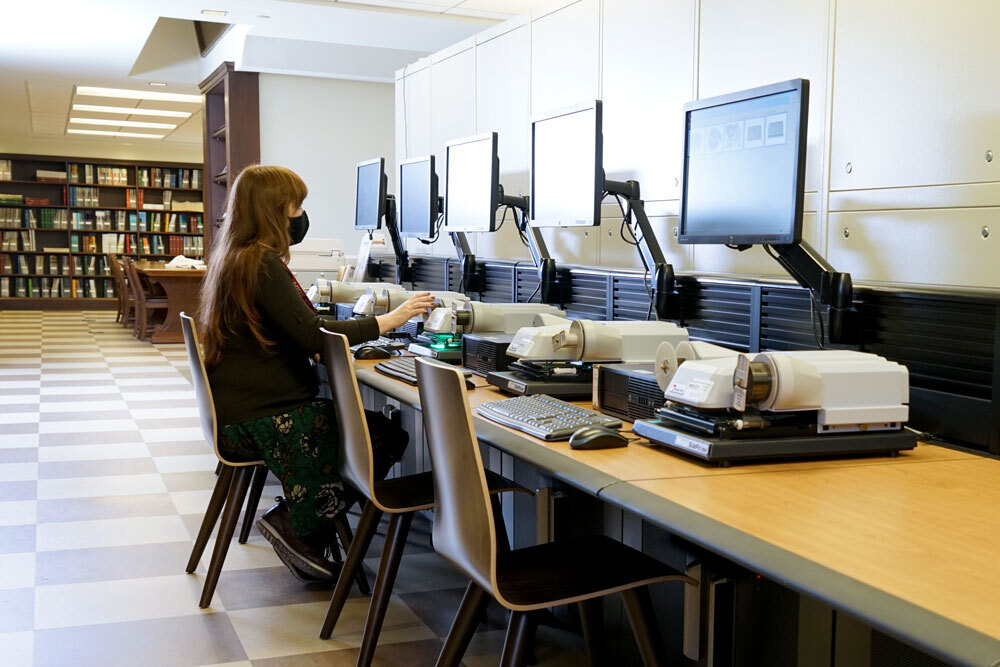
top-left (399, 158), bottom-right (435, 238)
top-left (354, 160), bottom-right (383, 230)
top-left (680, 87), bottom-right (804, 244)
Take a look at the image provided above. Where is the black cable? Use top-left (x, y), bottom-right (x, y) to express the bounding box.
top-left (495, 205), bottom-right (510, 233)
top-left (763, 243), bottom-right (825, 348)
top-left (526, 281), bottom-right (541, 303)
top-left (610, 192), bottom-right (656, 318)
top-left (418, 212), bottom-right (445, 245)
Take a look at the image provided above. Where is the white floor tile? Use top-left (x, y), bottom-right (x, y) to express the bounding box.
top-left (0, 631), bottom-right (33, 667)
top-left (40, 362), bottom-right (109, 370)
top-left (35, 515), bottom-right (190, 552)
top-left (0, 366), bottom-right (41, 374)
top-left (38, 400), bottom-right (129, 413)
top-left (115, 376), bottom-right (191, 387)
top-left (38, 443), bottom-right (150, 462)
top-left (0, 395), bottom-right (43, 405)
top-left (105, 356), bottom-right (169, 364)
top-left (0, 380), bottom-right (40, 389)
top-left (34, 573), bottom-right (221, 629)
top-left (39, 419), bottom-right (138, 434)
top-left (39, 372), bottom-right (114, 382)
top-left (109, 366), bottom-right (180, 376)
top-left (0, 553), bottom-right (35, 590)
top-left (0, 413), bottom-right (39, 425)
top-left (132, 407), bottom-right (201, 420)
top-left (196, 539), bottom-right (283, 573)
top-left (40, 385), bottom-right (120, 396)
top-left (121, 391), bottom-right (196, 402)
top-left (37, 473), bottom-right (167, 500)
top-left (153, 454), bottom-right (217, 474)
top-left (0, 501), bottom-right (37, 527)
top-left (0, 435), bottom-right (38, 449)
top-left (141, 427), bottom-right (206, 443)
top-left (39, 352), bottom-right (105, 360)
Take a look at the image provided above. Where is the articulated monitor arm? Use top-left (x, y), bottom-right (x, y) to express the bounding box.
top-left (604, 179), bottom-right (676, 320)
top-left (382, 195), bottom-right (412, 284)
top-left (771, 241), bottom-right (854, 344)
top-left (501, 186), bottom-right (560, 305)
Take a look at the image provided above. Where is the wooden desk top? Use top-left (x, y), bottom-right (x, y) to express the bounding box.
top-left (137, 267), bottom-right (206, 277)
top-left (627, 457), bottom-right (1000, 643)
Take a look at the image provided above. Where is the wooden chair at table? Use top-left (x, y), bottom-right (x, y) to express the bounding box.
top-left (180, 313), bottom-right (367, 608)
top-left (318, 330), bottom-right (530, 667)
top-left (108, 255), bottom-right (135, 329)
top-left (123, 257), bottom-right (168, 340)
top-left (414, 357), bottom-right (699, 667)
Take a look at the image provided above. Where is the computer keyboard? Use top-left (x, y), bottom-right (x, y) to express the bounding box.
top-left (350, 336), bottom-right (407, 354)
top-left (375, 356), bottom-right (474, 387)
top-left (477, 394), bottom-right (622, 441)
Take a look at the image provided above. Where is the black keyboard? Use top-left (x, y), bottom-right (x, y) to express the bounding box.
top-left (375, 356), bottom-right (474, 387)
top-left (350, 336), bottom-right (407, 354)
top-left (477, 394), bottom-right (622, 441)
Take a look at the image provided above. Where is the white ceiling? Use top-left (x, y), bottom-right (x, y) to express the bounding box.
top-left (0, 0), bottom-right (547, 160)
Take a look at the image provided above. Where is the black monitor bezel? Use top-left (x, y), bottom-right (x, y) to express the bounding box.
top-left (353, 157), bottom-right (386, 231)
top-left (398, 155), bottom-right (438, 239)
top-left (443, 132), bottom-right (500, 233)
top-left (529, 100), bottom-right (604, 228)
top-left (678, 78), bottom-right (809, 246)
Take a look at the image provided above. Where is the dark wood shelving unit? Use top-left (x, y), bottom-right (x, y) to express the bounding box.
top-left (200, 61), bottom-right (259, 257)
top-left (0, 152), bottom-right (206, 309)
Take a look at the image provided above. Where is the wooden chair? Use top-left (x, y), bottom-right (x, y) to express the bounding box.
top-left (414, 357), bottom-right (698, 667)
top-left (108, 255), bottom-right (135, 328)
top-left (180, 313), bottom-right (362, 608)
top-left (318, 330), bottom-right (529, 667)
top-left (123, 257), bottom-right (168, 340)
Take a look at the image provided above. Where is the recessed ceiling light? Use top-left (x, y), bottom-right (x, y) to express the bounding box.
top-left (148, 82), bottom-right (168, 87)
top-left (67, 129), bottom-right (164, 139)
top-left (75, 86), bottom-right (201, 104)
top-left (70, 117), bottom-right (177, 130)
top-left (256, 14), bottom-right (271, 19)
top-left (201, 9), bottom-right (228, 16)
top-left (72, 104), bottom-right (192, 118)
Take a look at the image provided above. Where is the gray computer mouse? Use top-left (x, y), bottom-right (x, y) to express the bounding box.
top-left (353, 345), bottom-right (393, 360)
top-left (568, 425), bottom-right (629, 450)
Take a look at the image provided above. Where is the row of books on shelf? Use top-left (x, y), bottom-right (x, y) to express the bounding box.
top-left (68, 164), bottom-right (127, 186)
top-left (26, 208), bottom-right (69, 229)
top-left (0, 193), bottom-right (24, 205)
top-left (0, 230), bottom-right (35, 252)
top-left (73, 232), bottom-right (204, 257)
top-left (67, 211), bottom-right (204, 233)
top-left (0, 160), bottom-right (11, 181)
top-left (68, 186), bottom-right (115, 208)
top-left (138, 167), bottom-right (202, 189)
top-left (0, 276), bottom-right (114, 299)
top-left (0, 253), bottom-right (107, 277)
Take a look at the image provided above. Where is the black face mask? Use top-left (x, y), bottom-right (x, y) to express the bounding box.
top-left (288, 210), bottom-right (309, 245)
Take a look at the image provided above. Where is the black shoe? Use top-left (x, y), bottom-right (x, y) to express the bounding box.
top-left (256, 498), bottom-right (342, 582)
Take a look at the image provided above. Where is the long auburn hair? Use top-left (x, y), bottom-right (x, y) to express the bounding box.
top-left (198, 165), bottom-right (307, 366)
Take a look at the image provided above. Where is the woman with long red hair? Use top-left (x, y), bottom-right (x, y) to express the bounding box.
top-left (198, 165), bottom-right (432, 581)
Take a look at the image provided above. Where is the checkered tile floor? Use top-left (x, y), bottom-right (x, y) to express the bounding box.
top-left (0, 310), bottom-right (585, 666)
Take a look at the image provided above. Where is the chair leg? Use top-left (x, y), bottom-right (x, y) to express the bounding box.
top-left (500, 611), bottom-right (532, 667)
top-left (436, 581), bottom-right (490, 667)
top-left (490, 494), bottom-right (511, 552)
top-left (334, 514), bottom-right (372, 595)
top-left (239, 465), bottom-right (269, 544)
top-left (214, 461), bottom-right (222, 476)
top-left (186, 464), bottom-right (235, 573)
top-left (199, 466), bottom-right (254, 608)
top-left (320, 501), bottom-right (383, 639)
top-left (578, 598), bottom-right (604, 667)
top-left (356, 511), bottom-right (414, 667)
top-left (621, 586), bottom-right (668, 667)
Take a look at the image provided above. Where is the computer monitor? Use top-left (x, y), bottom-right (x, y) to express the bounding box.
top-left (529, 101), bottom-right (603, 228)
top-left (679, 79), bottom-right (809, 245)
top-left (354, 157), bottom-right (386, 231)
top-left (444, 133), bottom-right (500, 233)
top-left (398, 155), bottom-right (438, 238)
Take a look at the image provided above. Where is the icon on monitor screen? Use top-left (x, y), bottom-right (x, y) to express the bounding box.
top-left (744, 117), bottom-right (765, 148)
top-left (706, 124), bottom-right (724, 153)
top-left (765, 113), bottom-right (787, 146)
top-left (724, 121), bottom-right (744, 151)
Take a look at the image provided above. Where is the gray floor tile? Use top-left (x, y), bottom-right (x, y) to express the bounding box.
top-left (38, 457), bottom-right (158, 479)
top-left (35, 541), bottom-right (194, 586)
top-left (0, 524), bottom-right (36, 553)
top-left (37, 493), bottom-right (178, 523)
top-left (214, 566), bottom-right (336, 612)
top-left (250, 638), bottom-right (445, 667)
top-left (39, 410), bottom-right (135, 422)
top-left (0, 448), bottom-right (38, 464)
top-left (0, 481), bottom-right (37, 501)
top-left (0, 587), bottom-right (34, 632)
top-left (39, 431), bottom-right (143, 446)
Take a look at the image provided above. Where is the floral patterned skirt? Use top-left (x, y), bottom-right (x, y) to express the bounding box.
top-left (218, 399), bottom-right (407, 538)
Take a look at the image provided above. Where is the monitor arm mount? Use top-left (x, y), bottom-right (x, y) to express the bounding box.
top-left (446, 195), bottom-right (484, 293)
top-left (382, 194), bottom-right (413, 284)
top-left (603, 179), bottom-right (676, 320)
top-left (768, 241), bottom-right (854, 345)
top-left (500, 185), bottom-right (560, 305)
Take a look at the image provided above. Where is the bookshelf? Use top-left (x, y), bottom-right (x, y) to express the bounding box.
top-left (200, 61), bottom-right (259, 257)
top-left (0, 153), bottom-right (205, 309)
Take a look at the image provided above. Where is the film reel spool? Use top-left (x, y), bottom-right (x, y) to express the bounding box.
top-left (654, 341), bottom-right (680, 391)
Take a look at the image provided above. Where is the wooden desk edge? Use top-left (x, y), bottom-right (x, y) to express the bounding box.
top-left (599, 481), bottom-right (1000, 667)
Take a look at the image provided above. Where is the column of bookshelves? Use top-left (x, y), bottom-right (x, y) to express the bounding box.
top-left (0, 154), bottom-right (205, 309)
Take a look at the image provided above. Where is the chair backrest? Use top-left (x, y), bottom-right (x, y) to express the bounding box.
top-left (414, 357), bottom-right (497, 597)
top-left (107, 254), bottom-right (125, 310)
top-left (122, 257), bottom-right (147, 308)
top-left (320, 329), bottom-right (377, 503)
top-left (180, 312), bottom-right (226, 463)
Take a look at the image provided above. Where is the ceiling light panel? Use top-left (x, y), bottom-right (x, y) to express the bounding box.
top-left (71, 104), bottom-right (192, 118)
top-left (75, 86), bottom-right (202, 104)
top-left (67, 129), bottom-right (165, 139)
top-left (69, 117), bottom-right (177, 129)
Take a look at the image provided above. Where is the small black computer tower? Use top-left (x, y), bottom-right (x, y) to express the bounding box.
top-left (595, 363), bottom-right (664, 422)
top-left (335, 302), bottom-right (357, 320)
top-left (462, 332), bottom-right (515, 377)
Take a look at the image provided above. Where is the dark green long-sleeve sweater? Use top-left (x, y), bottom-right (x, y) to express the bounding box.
top-left (208, 251), bottom-right (380, 425)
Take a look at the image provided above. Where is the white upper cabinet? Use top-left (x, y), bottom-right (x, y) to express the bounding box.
top-left (830, 0), bottom-right (1000, 193)
top-left (698, 0), bottom-right (829, 195)
top-left (530, 0), bottom-right (600, 115)
top-left (601, 0), bottom-right (695, 204)
top-left (476, 23), bottom-right (533, 261)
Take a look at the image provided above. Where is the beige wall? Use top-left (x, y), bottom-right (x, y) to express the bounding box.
top-left (395, 0), bottom-right (1000, 290)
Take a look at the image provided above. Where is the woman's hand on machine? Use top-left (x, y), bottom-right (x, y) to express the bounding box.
top-left (376, 292), bottom-right (435, 333)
